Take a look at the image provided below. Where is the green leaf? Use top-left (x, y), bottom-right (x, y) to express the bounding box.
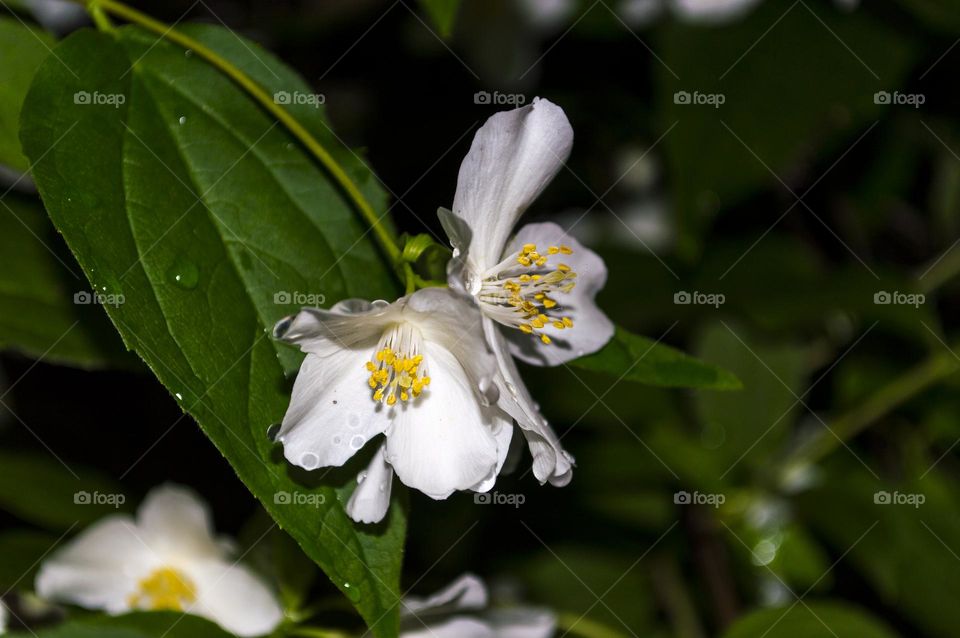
top-left (798, 466), bottom-right (960, 638)
top-left (0, 529), bottom-right (61, 591)
top-left (418, 0), bottom-right (460, 38)
top-left (693, 322), bottom-right (808, 475)
top-left (655, 2), bottom-right (917, 254)
top-left (0, 193), bottom-right (133, 368)
top-left (0, 450), bottom-right (130, 530)
top-left (21, 25), bottom-right (404, 637)
top-left (95, 613), bottom-right (236, 638)
top-left (569, 326), bottom-right (741, 390)
top-left (722, 602), bottom-right (899, 638)
top-left (9, 613), bottom-right (234, 638)
top-left (0, 16), bottom-right (54, 173)
top-left (239, 509), bottom-right (317, 612)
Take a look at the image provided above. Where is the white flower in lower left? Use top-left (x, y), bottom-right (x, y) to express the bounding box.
top-left (35, 484), bottom-right (283, 637)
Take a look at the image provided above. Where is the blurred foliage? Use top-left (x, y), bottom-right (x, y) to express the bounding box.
top-left (2, 0), bottom-right (960, 637)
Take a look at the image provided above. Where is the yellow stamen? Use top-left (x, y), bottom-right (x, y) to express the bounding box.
top-left (128, 568), bottom-right (196, 612)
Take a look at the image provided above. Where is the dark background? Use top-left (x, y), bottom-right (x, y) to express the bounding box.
top-left (4, 0), bottom-right (960, 636)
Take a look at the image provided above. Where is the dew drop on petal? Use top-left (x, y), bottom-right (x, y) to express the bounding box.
top-left (349, 435), bottom-right (365, 450)
top-left (505, 382), bottom-right (518, 397)
top-left (332, 436), bottom-right (342, 445)
top-left (378, 483), bottom-right (387, 493)
top-left (348, 413), bottom-right (361, 428)
top-left (300, 452), bottom-right (320, 470)
top-left (356, 470), bottom-right (368, 484)
top-left (478, 376), bottom-right (500, 407)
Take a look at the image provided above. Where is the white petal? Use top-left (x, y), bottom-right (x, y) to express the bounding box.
top-left (384, 345), bottom-right (501, 499)
top-left (137, 484), bottom-right (222, 560)
top-left (405, 288), bottom-right (501, 402)
top-left (449, 98), bottom-right (573, 274)
top-left (35, 516), bottom-right (156, 614)
top-left (504, 222), bottom-right (614, 366)
top-left (278, 348), bottom-right (390, 470)
top-left (185, 559), bottom-right (284, 637)
top-left (0, 599), bottom-right (7, 633)
top-left (403, 573), bottom-right (488, 615)
top-left (274, 298), bottom-right (392, 357)
top-left (346, 442), bottom-right (394, 524)
top-left (487, 608), bottom-right (558, 638)
top-left (473, 418), bottom-right (514, 493)
top-left (401, 617), bottom-right (493, 638)
top-left (670, 0), bottom-right (762, 23)
top-left (484, 318), bottom-right (573, 486)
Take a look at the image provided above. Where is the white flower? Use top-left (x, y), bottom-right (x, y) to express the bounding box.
top-left (35, 485), bottom-right (283, 637)
top-left (0, 599), bottom-right (7, 634)
top-left (401, 574), bottom-right (556, 638)
top-left (274, 288), bottom-right (514, 524)
top-left (438, 97), bottom-right (614, 486)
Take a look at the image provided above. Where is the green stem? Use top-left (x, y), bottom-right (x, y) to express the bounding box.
top-left (77, 0), bottom-right (411, 289)
top-left (88, 1), bottom-right (114, 31)
top-left (779, 346), bottom-right (960, 482)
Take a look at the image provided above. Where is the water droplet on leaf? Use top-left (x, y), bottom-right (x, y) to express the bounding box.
top-left (167, 259), bottom-right (199, 290)
top-left (343, 582), bottom-right (361, 603)
top-left (178, 116), bottom-right (187, 125)
top-left (266, 423), bottom-right (281, 441)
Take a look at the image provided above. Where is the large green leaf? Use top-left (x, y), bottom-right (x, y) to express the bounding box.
top-left (722, 602), bottom-right (898, 638)
top-left (0, 16), bottom-right (54, 173)
top-left (0, 193), bottom-right (132, 367)
top-left (569, 326), bottom-right (742, 390)
top-left (21, 25), bottom-right (404, 637)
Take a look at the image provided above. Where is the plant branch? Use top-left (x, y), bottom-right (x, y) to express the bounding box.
top-left (80, 0), bottom-right (411, 290)
top-left (779, 345), bottom-right (960, 482)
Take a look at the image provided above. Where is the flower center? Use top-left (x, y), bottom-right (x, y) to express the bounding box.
top-left (365, 322), bottom-right (431, 405)
top-left (477, 243), bottom-right (577, 344)
top-left (128, 567), bottom-right (197, 611)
